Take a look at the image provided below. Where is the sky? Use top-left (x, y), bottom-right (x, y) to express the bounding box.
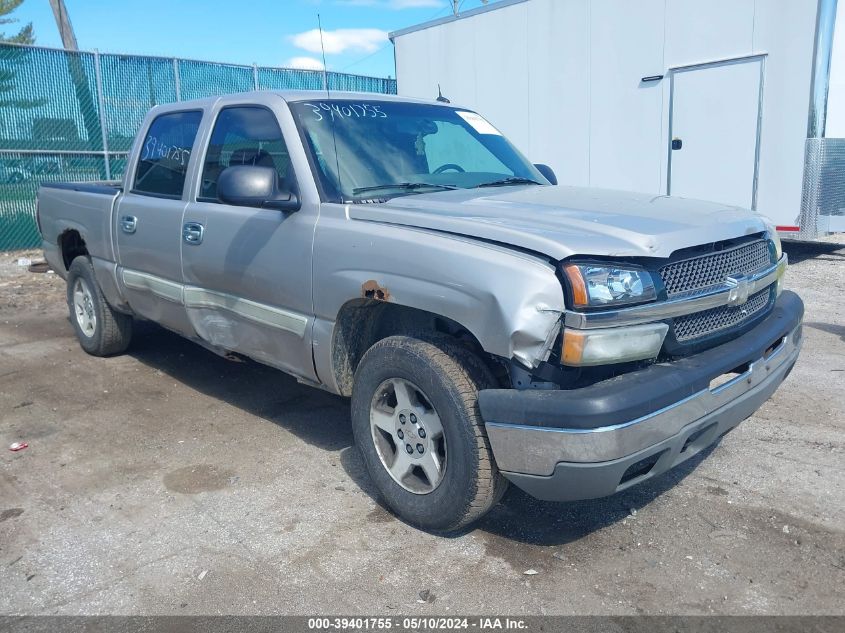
top-left (5, 0), bottom-right (497, 78)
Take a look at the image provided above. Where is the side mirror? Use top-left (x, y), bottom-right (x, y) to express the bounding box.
top-left (534, 163), bottom-right (558, 186)
top-left (217, 165), bottom-right (300, 212)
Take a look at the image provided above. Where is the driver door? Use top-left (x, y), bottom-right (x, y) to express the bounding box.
top-left (180, 101), bottom-right (317, 379)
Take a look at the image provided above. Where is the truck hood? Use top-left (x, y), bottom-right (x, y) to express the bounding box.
top-left (348, 185), bottom-right (770, 260)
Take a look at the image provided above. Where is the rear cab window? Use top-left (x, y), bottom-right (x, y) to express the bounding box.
top-left (133, 110), bottom-right (203, 198)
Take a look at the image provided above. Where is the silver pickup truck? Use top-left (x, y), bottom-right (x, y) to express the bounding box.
top-left (37, 91), bottom-right (803, 531)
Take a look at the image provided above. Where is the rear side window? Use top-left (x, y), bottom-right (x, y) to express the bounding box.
top-left (199, 106), bottom-right (292, 202)
top-left (133, 110), bottom-right (202, 198)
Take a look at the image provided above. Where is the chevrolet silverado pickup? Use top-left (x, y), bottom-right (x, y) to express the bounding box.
top-left (36, 91), bottom-right (803, 531)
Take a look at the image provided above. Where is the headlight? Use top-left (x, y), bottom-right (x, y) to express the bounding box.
top-left (773, 233), bottom-right (783, 260)
top-left (762, 219), bottom-right (785, 295)
top-left (760, 218), bottom-right (783, 260)
top-left (769, 229), bottom-right (783, 261)
top-left (562, 263), bottom-right (657, 308)
top-left (562, 323), bottom-right (669, 366)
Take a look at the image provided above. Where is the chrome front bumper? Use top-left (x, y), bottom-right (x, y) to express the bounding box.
top-left (478, 291), bottom-right (804, 501)
top-left (487, 323), bottom-right (801, 475)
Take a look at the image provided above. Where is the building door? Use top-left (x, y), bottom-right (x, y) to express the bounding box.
top-left (668, 57), bottom-right (764, 209)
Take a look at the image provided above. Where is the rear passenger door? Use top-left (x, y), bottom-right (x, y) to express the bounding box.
top-left (180, 102), bottom-right (317, 380)
top-left (115, 109), bottom-right (202, 335)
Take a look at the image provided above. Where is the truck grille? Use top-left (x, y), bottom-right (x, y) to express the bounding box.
top-left (672, 288), bottom-right (772, 342)
top-left (660, 239), bottom-right (771, 298)
top-left (659, 239), bottom-right (775, 345)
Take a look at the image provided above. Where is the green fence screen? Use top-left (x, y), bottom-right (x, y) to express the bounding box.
top-left (0, 43), bottom-right (397, 251)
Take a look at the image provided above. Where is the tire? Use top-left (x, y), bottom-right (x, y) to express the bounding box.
top-left (351, 335), bottom-right (507, 532)
top-left (66, 256), bottom-right (133, 356)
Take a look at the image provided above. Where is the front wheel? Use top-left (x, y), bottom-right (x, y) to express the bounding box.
top-left (351, 335), bottom-right (507, 532)
top-left (66, 257), bottom-right (133, 356)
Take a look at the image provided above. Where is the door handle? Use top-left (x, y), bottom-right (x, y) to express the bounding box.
top-left (671, 138), bottom-right (683, 150)
top-left (182, 222), bottom-right (204, 245)
top-left (120, 215), bottom-right (137, 234)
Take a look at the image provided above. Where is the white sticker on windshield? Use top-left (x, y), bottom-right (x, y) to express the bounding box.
top-left (457, 111), bottom-right (502, 135)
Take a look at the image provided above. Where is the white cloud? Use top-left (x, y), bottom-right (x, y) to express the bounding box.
top-left (290, 28), bottom-right (388, 55)
top-left (286, 56), bottom-right (326, 71)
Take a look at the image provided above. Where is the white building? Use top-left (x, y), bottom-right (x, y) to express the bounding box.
top-left (391, 0), bottom-right (845, 240)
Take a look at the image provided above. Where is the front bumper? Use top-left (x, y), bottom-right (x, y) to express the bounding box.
top-left (478, 291), bottom-right (804, 502)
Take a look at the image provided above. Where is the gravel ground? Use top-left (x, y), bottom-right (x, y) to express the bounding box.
top-left (0, 240), bottom-right (843, 615)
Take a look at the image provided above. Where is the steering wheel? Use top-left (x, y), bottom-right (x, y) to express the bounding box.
top-left (432, 163), bottom-right (465, 174)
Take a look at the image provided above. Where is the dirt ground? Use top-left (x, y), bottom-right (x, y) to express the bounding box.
top-left (0, 241), bottom-right (843, 616)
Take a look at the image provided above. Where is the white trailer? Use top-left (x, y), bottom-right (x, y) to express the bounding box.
top-left (390, 0), bottom-right (845, 241)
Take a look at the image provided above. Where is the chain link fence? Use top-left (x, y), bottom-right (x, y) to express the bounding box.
top-left (0, 43), bottom-right (397, 251)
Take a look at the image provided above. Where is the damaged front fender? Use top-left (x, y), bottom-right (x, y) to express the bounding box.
top-left (313, 216), bottom-right (566, 375)
top-left (511, 301), bottom-right (564, 369)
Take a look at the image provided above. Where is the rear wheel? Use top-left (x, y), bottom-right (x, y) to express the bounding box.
top-left (66, 257), bottom-right (132, 356)
top-left (351, 335), bottom-right (506, 532)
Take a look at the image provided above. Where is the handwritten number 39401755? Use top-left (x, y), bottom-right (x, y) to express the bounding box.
top-left (303, 103), bottom-right (387, 121)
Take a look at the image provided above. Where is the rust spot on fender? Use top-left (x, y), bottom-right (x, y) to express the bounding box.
top-left (362, 279), bottom-right (390, 301)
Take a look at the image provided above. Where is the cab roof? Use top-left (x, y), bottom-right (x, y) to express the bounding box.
top-left (151, 90), bottom-right (456, 113)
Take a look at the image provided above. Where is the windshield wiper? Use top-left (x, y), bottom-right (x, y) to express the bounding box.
top-left (352, 182), bottom-right (458, 196)
top-left (476, 177), bottom-right (543, 188)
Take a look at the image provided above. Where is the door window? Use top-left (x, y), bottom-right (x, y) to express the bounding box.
top-left (133, 110), bottom-right (202, 198)
top-left (199, 106), bottom-right (292, 202)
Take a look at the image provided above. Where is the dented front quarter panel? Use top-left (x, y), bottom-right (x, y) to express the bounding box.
top-left (312, 203), bottom-right (565, 379)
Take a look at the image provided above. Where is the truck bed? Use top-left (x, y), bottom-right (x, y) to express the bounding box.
top-left (37, 180), bottom-right (124, 273)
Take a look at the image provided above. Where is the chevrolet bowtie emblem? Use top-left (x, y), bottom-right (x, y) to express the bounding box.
top-left (726, 275), bottom-right (750, 306)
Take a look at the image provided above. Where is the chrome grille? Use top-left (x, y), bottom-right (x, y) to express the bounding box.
top-left (673, 289), bottom-right (772, 342)
top-left (660, 240), bottom-right (771, 297)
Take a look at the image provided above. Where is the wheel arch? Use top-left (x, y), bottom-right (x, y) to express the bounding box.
top-left (58, 228), bottom-right (89, 272)
top-left (57, 227), bottom-right (131, 315)
top-left (328, 298), bottom-right (498, 397)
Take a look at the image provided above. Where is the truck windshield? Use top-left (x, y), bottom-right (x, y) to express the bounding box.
top-left (289, 99), bottom-right (547, 202)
